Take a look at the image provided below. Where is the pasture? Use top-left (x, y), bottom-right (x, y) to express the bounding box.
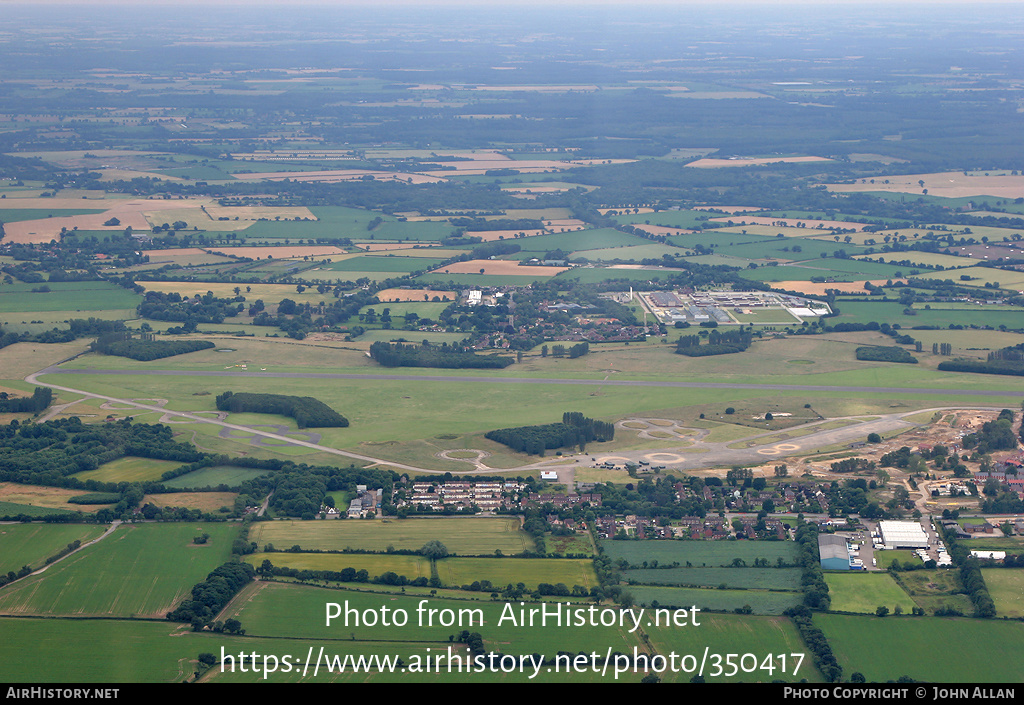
top-left (624, 567), bottom-right (802, 591)
top-left (0, 483), bottom-right (101, 514)
top-left (601, 540), bottom-right (799, 568)
top-left (0, 522), bottom-right (237, 618)
top-left (228, 582), bottom-right (643, 657)
top-left (981, 569), bottom-right (1024, 618)
top-left (0, 281), bottom-right (141, 314)
top-left (250, 517), bottom-right (535, 555)
top-left (629, 586), bottom-right (803, 615)
top-left (244, 552), bottom-right (432, 580)
top-left (435, 557), bottom-right (598, 590)
top-left (823, 572), bottom-right (916, 614)
top-left (160, 466), bottom-right (273, 489)
top-left (72, 456), bottom-right (186, 484)
top-left (817, 613), bottom-right (1024, 682)
top-left (644, 613), bottom-right (822, 682)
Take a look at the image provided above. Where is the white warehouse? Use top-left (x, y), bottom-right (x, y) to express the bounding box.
top-left (878, 521), bottom-right (929, 549)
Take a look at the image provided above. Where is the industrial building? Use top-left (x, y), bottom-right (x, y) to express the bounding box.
top-left (878, 521), bottom-right (930, 549)
top-left (818, 534), bottom-right (853, 570)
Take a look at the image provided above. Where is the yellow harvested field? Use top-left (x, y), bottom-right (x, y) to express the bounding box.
top-left (687, 156), bottom-right (831, 168)
top-left (771, 279), bottom-right (907, 295)
top-left (231, 169), bottom-right (443, 184)
top-left (145, 492), bottom-right (238, 513)
top-left (0, 483), bottom-right (99, 513)
top-left (709, 215), bottom-right (868, 231)
top-left (542, 219), bottom-right (588, 230)
top-left (852, 253), bottom-right (977, 268)
top-left (463, 229), bottom-right (547, 241)
top-left (205, 245), bottom-right (352, 259)
top-left (203, 205), bottom-right (316, 221)
top-left (0, 198), bottom-right (218, 244)
top-left (827, 171), bottom-right (1024, 199)
top-left (0, 341), bottom-right (91, 380)
top-left (376, 288), bottom-right (455, 302)
top-left (431, 259), bottom-right (568, 276)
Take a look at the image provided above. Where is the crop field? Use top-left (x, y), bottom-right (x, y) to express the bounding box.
top-left (250, 517), bottom-right (534, 555)
top-left (644, 613), bottom-right (822, 682)
top-left (823, 572), bottom-right (916, 614)
top-left (72, 456), bottom-right (186, 484)
top-left (834, 300), bottom-right (1024, 329)
top-left (0, 483), bottom-right (101, 514)
top-left (600, 541), bottom-right (799, 568)
top-left (435, 557), bottom-right (598, 590)
top-left (244, 552), bottom-right (431, 579)
top-left (0, 524), bottom-right (106, 574)
top-left (136, 281), bottom-right (334, 306)
top-left (376, 288), bottom-right (455, 302)
top-left (0, 522), bottom-right (237, 618)
top-left (981, 569), bottom-right (1024, 618)
top-left (623, 567), bottom-right (802, 591)
top-left (323, 255), bottom-right (445, 273)
top-left (145, 492), bottom-right (238, 513)
top-left (0, 501), bottom-right (76, 518)
top-left (629, 586), bottom-right (803, 615)
top-left (572, 243), bottom-right (687, 261)
top-left (827, 171), bottom-right (1024, 199)
top-left (554, 267), bottom-right (679, 283)
top-left (429, 259), bottom-right (568, 276)
top-left (237, 582), bottom-right (644, 658)
top-left (0, 281), bottom-right (142, 314)
top-left (817, 614), bottom-right (1024, 682)
top-left (0, 618), bottom-right (202, 682)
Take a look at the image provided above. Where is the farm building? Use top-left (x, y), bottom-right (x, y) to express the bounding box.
top-left (818, 534), bottom-right (852, 570)
top-left (878, 521), bottom-right (929, 549)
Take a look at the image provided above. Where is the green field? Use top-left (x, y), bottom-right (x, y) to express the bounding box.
top-left (72, 456), bottom-right (186, 484)
top-left (161, 465), bottom-right (272, 489)
top-left (435, 557), bottom-right (598, 590)
top-left (982, 569), bottom-right (1024, 618)
top-left (251, 517), bottom-right (535, 555)
top-left (322, 255), bottom-right (446, 273)
top-left (624, 567), bottom-right (802, 591)
top-left (245, 551), bottom-right (431, 580)
top-left (0, 523), bottom-right (106, 574)
top-left (229, 581), bottom-right (643, 658)
top-left (601, 540), bottom-right (799, 568)
top-left (0, 501), bottom-right (78, 518)
top-left (0, 281), bottom-right (142, 313)
top-left (824, 572), bottom-right (916, 614)
top-left (0, 522), bottom-right (236, 617)
top-left (644, 613), bottom-right (822, 682)
top-left (629, 586), bottom-right (803, 615)
top-left (818, 613), bottom-right (1024, 682)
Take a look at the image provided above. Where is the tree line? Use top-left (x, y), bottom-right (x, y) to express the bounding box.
top-left (215, 391), bottom-right (348, 429)
top-left (485, 412), bottom-right (614, 455)
top-left (369, 341), bottom-right (514, 369)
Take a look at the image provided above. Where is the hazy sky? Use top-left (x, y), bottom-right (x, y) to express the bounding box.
top-left (0, 0), bottom-right (1018, 5)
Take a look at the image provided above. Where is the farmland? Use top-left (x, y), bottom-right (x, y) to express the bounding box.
top-left (2, 0), bottom-right (1024, 686)
top-left (249, 518), bottom-right (535, 555)
top-left (0, 523), bottom-right (237, 618)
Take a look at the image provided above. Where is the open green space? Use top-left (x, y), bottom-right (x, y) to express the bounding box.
top-left (624, 567), bottom-right (802, 591)
top-left (601, 540), bottom-right (799, 568)
top-left (823, 572), bottom-right (916, 614)
top-left (629, 585), bottom-right (803, 615)
top-left (321, 256), bottom-right (446, 273)
top-left (251, 517), bottom-right (534, 555)
top-left (644, 613), bottom-right (822, 682)
top-left (0, 523), bottom-right (106, 574)
top-left (0, 522), bottom-right (237, 618)
top-left (435, 557), bottom-right (598, 590)
top-left (72, 456), bottom-right (186, 484)
top-left (981, 569), bottom-right (1024, 618)
top-left (0, 281), bottom-right (142, 313)
top-left (817, 613), bottom-right (1024, 683)
top-left (161, 466), bottom-right (273, 490)
top-left (244, 552), bottom-right (431, 580)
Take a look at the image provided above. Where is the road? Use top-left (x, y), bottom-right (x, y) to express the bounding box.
top-left (25, 365), bottom-right (1014, 475)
